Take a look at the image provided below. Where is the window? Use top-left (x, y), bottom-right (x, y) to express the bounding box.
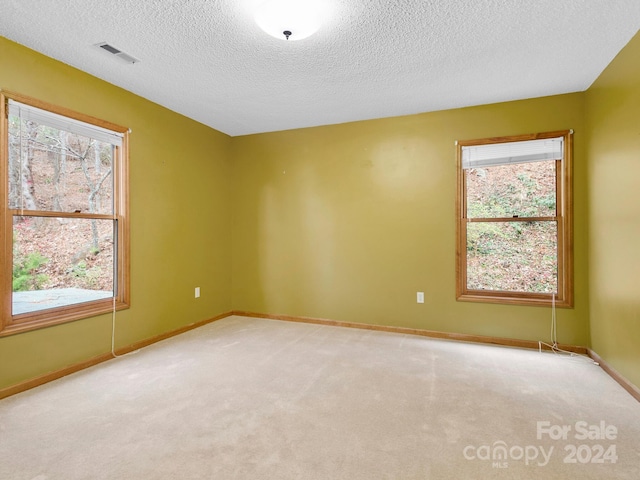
top-left (1, 92), bottom-right (129, 336)
top-left (456, 131), bottom-right (573, 307)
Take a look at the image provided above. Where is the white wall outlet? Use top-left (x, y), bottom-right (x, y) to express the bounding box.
top-left (195, 287), bottom-right (200, 298)
top-left (417, 292), bottom-right (424, 304)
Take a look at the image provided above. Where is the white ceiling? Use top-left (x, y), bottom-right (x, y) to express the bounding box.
top-left (1, 0), bottom-right (639, 137)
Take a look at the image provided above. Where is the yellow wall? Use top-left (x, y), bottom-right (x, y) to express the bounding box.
top-left (0, 37), bottom-right (233, 389)
top-left (232, 94), bottom-right (590, 345)
top-left (11, 27), bottom-right (640, 392)
top-left (586, 31), bottom-right (640, 388)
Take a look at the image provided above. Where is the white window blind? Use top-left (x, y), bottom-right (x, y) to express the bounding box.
top-left (462, 137), bottom-right (563, 169)
top-left (8, 99), bottom-right (123, 147)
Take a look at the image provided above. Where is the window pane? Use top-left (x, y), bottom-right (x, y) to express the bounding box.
top-left (466, 221), bottom-right (557, 293)
top-left (12, 216), bottom-right (114, 315)
top-left (466, 160), bottom-right (556, 218)
top-left (8, 115), bottom-right (114, 214)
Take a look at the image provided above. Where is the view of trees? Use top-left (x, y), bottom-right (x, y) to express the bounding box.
top-left (9, 115), bottom-right (115, 294)
top-left (465, 161), bottom-right (558, 294)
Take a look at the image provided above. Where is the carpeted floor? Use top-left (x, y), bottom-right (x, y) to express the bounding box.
top-left (1, 315), bottom-right (639, 479)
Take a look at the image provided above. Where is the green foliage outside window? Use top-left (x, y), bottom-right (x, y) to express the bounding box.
top-left (12, 250), bottom-right (49, 291)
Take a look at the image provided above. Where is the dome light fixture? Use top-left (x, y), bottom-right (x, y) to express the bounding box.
top-left (254, 0), bottom-right (323, 41)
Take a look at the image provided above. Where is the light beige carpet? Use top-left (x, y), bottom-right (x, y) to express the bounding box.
top-left (0, 315), bottom-right (638, 479)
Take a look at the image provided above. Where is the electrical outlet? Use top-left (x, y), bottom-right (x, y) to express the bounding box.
top-left (417, 292), bottom-right (424, 304)
top-left (195, 287), bottom-right (200, 298)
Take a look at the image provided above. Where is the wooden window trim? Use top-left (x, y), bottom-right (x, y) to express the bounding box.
top-left (0, 91), bottom-right (130, 336)
top-left (455, 130), bottom-right (573, 308)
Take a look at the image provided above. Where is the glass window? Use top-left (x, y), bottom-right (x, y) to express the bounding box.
top-left (1, 93), bottom-right (129, 335)
top-left (456, 131), bottom-right (573, 307)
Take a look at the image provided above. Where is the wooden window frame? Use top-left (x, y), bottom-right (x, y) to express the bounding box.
top-left (0, 91), bottom-right (130, 336)
top-left (455, 130), bottom-right (573, 307)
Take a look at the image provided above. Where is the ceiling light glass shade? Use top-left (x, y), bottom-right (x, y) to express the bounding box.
top-left (254, 0), bottom-right (322, 41)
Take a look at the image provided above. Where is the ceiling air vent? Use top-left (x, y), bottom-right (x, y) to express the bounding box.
top-left (94, 42), bottom-right (139, 64)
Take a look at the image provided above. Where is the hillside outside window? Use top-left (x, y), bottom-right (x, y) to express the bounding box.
top-left (0, 92), bottom-right (130, 336)
top-left (456, 131), bottom-right (573, 307)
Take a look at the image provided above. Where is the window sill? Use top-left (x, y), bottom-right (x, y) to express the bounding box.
top-left (457, 292), bottom-right (573, 308)
top-left (0, 298), bottom-right (129, 337)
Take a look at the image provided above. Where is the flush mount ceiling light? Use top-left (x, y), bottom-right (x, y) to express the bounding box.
top-left (254, 0), bottom-right (323, 41)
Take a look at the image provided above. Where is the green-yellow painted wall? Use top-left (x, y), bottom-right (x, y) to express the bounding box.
top-left (7, 28), bottom-right (640, 394)
top-left (586, 31), bottom-right (640, 389)
top-left (232, 94), bottom-right (590, 345)
top-left (0, 37), bottom-right (233, 390)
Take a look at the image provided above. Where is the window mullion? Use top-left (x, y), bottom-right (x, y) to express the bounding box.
top-left (9, 209), bottom-right (115, 220)
top-left (467, 216), bottom-right (558, 223)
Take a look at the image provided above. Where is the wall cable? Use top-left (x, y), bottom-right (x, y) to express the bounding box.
top-left (538, 294), bottom-right (598, 365)
top-left (111, 293), bottom-right (118, 357)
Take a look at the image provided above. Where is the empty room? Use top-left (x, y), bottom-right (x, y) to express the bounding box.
top-left (1, 1), bottom-right (639, 479)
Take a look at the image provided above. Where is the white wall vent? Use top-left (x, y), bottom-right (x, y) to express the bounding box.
top-left (94, 42), bottom-right (139, 64)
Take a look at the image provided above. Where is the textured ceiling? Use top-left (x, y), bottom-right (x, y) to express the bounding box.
top-left (1, 0), bottom-right (640, 136)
